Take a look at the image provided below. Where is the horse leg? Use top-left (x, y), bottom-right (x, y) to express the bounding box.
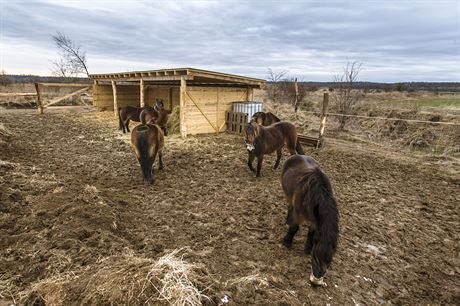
top-left (122, 119), bottom-right (126, 133)
top-left (126, 119), bottom-right (130, 133)
top-left (304, 226), bottom-right (316, 255)
top-left (158, 150), bottom-right (164, 170)
top-left (247, 153), bottom-right (256, 173)
top-left (287, 143), bottom-right (296, 155)
top-left (147, 156), bottom-right (155, 184)
top-left (256, 155), bottom-right (264, 177)
top-left (283, 223), bottom-right (299, 249)
top-left (273, 148), bottom-right (282, 169)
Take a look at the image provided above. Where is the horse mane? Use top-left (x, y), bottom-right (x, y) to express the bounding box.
top-left (267, 112), bottom-right (281, 122)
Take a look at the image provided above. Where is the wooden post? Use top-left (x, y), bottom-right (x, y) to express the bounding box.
top-left (169, 87), bottom-right (173, 110)
top-left (180, 76), bottom-right (187, 137)
top-left (34, 82), bottom-right (43, 114)
top-left (111, 81), bottom-right (118, 116)
top-left (140, 79), bottom-right (145, 107)
top-left (318, 92), bottom-right (329, 148)
top-left (92, 80), bottom-right (98, 107)
top-left (294, 78), bottom-right (299, 112)
top-left (216, 88), bottom-right (220, 135)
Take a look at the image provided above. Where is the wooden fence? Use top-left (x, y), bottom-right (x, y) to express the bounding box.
top-left (0, 83), bottom-right (92, 113)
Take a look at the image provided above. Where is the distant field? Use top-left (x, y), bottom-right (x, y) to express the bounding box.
top-left (385, 96), bottom-right (460, 108)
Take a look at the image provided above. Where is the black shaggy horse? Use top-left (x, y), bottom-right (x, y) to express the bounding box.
top-left (281, 155), bottom-right (339, 287)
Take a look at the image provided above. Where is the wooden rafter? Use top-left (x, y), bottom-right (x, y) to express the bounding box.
top-left (89, 67), bottom-right (265, 87)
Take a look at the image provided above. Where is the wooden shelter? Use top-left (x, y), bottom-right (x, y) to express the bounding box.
top-left (89, 68), bottom-right (265, 137)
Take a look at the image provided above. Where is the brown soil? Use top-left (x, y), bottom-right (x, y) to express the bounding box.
top-left (1, 107), bottom-right (459, 305)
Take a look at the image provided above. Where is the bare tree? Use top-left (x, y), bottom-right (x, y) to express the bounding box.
top-left (51, 32), bottom-right (89, 77)
top-left (266, 68), bottom-right (288, 101)
top-left (0, 69), bottom-right (10, 85)
top-left (277, 77), bottom-right (309, 111)
top-left (332, 61), bottom-right (364, 130)
top-left (51, 58), bottom-right (78, 77)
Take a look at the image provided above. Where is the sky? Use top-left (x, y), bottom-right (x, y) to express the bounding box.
top-left (1, 0), bottom-right (459, 82)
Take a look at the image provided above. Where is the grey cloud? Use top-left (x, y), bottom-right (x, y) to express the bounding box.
top-left (2, 0), bottom-right (459, 81)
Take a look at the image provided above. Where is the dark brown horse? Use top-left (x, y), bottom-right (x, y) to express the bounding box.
top-left (281, 155), bottom-right (339, 287)
top-left (139, 99), bottom-right (171, 135)
top-left (251, 111), bottom-right (281, 126)
top-left (243, 121), bottom-right (304, 177)
top-left (119, 106), bottom-right (144, 133)
top-left (130, 123), bottom-right (164, 184)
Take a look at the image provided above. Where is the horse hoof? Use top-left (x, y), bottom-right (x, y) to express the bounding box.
top-left (309, 274), bottom-right (327, 287)
top-left (282, 240), bottom-right (292, 249)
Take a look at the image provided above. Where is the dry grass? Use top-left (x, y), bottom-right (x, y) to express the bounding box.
top-left (167, 106), bottom-right (180, 135)
top-left (0, 123), bottom-right (12, 145)
top-left (20, 249), bottom-right (211, 306)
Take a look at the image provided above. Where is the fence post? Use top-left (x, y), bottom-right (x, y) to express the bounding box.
top-left (294, 78), bottom-right (299, 112)
top-left (317, 92), bottom-right (329, 148)
top-left (34, 82), bottom-right (43, 114)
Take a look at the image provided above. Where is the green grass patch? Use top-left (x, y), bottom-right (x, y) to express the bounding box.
top-left (385, 97), bottom-right (460, 108)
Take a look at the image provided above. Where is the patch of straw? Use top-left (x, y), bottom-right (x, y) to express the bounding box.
top-left (21, 249), bottom-right (210, 306)
top-left (166, 106), bottom-right (180, 135)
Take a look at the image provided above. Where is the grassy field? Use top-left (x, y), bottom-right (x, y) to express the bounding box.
top-left (384, 95), bottom-right (460, 108)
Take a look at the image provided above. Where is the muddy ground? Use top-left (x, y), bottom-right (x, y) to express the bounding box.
top-left (0, 107), bottom-right (459, 305)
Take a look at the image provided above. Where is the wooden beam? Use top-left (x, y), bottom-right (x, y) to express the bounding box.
top-left (37, 83), bottom-right (91, 87)
top-left (112, 81), bottom-right (118, 116)
top-left (93, 75), bottom-right (194, 82)
top-left (43, 86), bottom-right (91, 108)
top-left (246, 87), bottom-right (253, 101)
top-left (92, 80), bottom-right (98, 107)
top-left (0, 92), bottom-right (37, 97)
top-left (34, 83), bottom-right (43, 114)
top-left (140, 78), bottom-right (145, 107)
top-left (216, 88), bottom-right (219, 135)
top-left (185, 91), bottom-right (218, 132)
top-left (189, 71), bottom-right (263, 86)
top-left (180, 76), bottom-right (187, 137)
top-left (317, 92), bottom-right (329, 148)
top-left (169, 87), bottom-right (173, 110)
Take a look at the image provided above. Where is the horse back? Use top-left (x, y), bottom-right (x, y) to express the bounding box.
top-left (266, 112), bottom-right (281, 125)
top-left (131, 124), bottom-right (164, 157)
top-left (281, 155), bottom-right (319, 222)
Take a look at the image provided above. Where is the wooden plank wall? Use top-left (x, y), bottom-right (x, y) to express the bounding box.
top-left (184, 87), bottom-right (247, 135)
top-left (93, 84), bottom-right (140, 110)
top-left (146, 86), bottom-right (180, 110)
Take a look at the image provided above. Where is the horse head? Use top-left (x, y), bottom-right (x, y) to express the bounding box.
top-left (251, 112), bottom-right (265, 125)
top-left (154, 98), bottom-right (165, 111)
top-left (243, 122), bottom-right (260, 152)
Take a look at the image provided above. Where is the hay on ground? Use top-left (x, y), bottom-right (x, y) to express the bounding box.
top-left (21, 249), bottom-right (211, 306)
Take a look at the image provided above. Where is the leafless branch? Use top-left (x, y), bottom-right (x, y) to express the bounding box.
top-left (332, 61), bottom-right (365, 130)
top-left (51, 32), bottom-right (89, 77)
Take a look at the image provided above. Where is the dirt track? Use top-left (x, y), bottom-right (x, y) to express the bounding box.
top-left (1, 107), bottom-right (459, 305)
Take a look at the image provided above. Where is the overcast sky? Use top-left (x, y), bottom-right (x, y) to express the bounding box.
top-left (1, 0), bottom-right (459, 82)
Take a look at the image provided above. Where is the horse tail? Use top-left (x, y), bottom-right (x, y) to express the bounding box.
top-left (305, 168), bottom-right (339, 280)
top-left (295, 140), bottom-right (305, 155)
top-left (134, 127), bottom-right (154, 183)
top-left (118, 107), bottom-right (123, 130)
